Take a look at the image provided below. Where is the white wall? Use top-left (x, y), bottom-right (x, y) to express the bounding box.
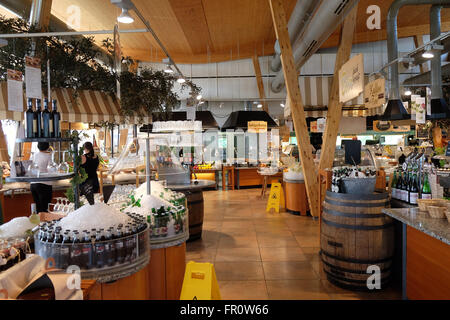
top-left (138, 37), bottom-right (424, 124)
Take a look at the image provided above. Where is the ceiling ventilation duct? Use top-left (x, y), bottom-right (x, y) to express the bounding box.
top-left (429, 5), bottom-right (450, 119)
top-left (382, 0), bottom-right (449, 121)
top-left (270, 0), bottom-right (319, 72)
top-left (271, 0), bottom-right (359, 93)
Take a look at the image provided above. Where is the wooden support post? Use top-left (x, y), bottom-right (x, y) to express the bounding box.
top-left (252, 55), bottom-right (269, 112)
top-left (0, 122), bottom-right (10, 163)
top-left (319, 4), bottom-right (358, 172)
top-left (268, 0), bottom-right (319, 218)
top-left (413, 35), bottom-right (429, 74)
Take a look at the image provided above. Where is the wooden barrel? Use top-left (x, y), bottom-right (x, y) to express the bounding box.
top-left (320, 191), bottom-right (394, 291)
top-left (185, 190), bottom-right (204, 241)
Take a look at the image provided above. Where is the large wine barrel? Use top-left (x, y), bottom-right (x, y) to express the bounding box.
top-left (320, 191), bottom-right (394, 291)
top-left (185, 190), bottom-right (204, 241)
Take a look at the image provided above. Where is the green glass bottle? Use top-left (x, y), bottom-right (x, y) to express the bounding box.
top-left (421, 173), bottom-right (432, 199)
top-left (391, 171), bottom-right (398, 199)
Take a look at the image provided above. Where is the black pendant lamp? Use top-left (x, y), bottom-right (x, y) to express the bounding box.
top-left (380, 99), bottom-right (410, 121)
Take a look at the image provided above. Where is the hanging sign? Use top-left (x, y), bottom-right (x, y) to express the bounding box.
top-left (364, 78), bottom-right (385, 109)
top-left (248, 121), bottom-right (267, 133)
top-left (310, 121), bottom-right (318, 133)
top-left (317, 118), bottom-right (326, 133)
top-left (415, 97), bottom-right (426, 124)
top-left (25, 56), bottom-right (42, 99)
top-left (339, 53), bottom-right (364, 103)
top-left (7, 69), bottom-right (23, 112)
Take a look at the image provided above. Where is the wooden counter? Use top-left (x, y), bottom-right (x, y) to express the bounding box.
top-left (382, 208), bottom-right (450, 300)
top-left (234, 167), bottom-right (282, 189)
top-left (283, 179), bottom-right (309, 216)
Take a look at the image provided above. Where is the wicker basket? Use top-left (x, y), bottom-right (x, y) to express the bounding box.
top-left (417, 199), bottom-right (434, 211)
top-left (427, 206), bottom-right (446, 219)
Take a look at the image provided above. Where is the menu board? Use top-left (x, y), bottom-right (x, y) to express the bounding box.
top-left (248, 121), bottom-right (267, 133)
top-left (364, 78), bottom-right (385, 109)
top-left (25, 56), bottom-right (42, 99)
top-left (339, 53), bottom-right (364, 103)
top-left (7, 69), bottom-right (23, 112)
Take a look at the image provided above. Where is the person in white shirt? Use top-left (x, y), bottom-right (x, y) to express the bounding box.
top-left (30, 142), bottom-right (53, 212)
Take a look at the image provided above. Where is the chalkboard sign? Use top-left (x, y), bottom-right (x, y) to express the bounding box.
top-left (342, 140), bottom-right (362, 165)
top-left (446, 141), bottom-right (450, 157)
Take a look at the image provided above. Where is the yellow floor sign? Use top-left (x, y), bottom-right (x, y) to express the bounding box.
top-left (180, 261), bottom-right (221, 300)
top-left (266, 182), bottom-right (285, 213)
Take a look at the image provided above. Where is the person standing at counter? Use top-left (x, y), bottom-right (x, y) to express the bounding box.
top-left (80, 142), bottom-right (100, 195)
top-left (30, 142), bottom-right (53, 212)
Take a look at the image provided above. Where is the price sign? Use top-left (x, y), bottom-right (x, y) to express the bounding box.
top-left (248, 121), bottom-right (267, 133)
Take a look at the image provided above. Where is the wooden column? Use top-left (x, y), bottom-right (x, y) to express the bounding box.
top-left (268, 0), bottom-right (319, 218)
top-left (319, 4), bottom-right (358, 171)
top-left (413, 35), bottom-right (429, 74)
top-left (252, 55), bottom-right (269, 112)
top-left (0, 122), bottom-right (9, 163)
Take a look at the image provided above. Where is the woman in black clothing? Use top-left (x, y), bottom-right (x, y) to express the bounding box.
top-left (80, 142), bottom-right (100, 195)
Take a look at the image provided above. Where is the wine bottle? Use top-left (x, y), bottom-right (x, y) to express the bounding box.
top-left (49, 102), bottom-right (55, 138)
top-left (421, 173), bottom-right (432, 199)
top-left (410, 173), bottom-right (419, 205)
top-left (25, 98), bottom-right (34, 138)
top-left (42, 99), bottom-right (51, 138)
top-left (391, 171), bottom-right (397, 199)
top-left (400, 172), bottom-right (406, 202)
top-left (35, 99), bottom-right (42, 138)
top-left (52, 100), bottom-right (60, 138)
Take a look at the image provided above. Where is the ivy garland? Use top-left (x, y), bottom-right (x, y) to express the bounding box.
top-left (0, 16), bottom-right (201, 122)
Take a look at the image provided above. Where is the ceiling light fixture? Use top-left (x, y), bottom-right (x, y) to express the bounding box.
top-left (177, 77), bottom-right (186, 84)
top-left (196, 94), bottom-right (202, 100)
top-left (257, 104), bottom-right (263, 109)
top-left (404, 89), bottom-right (412, 96)
top-left (422, 45), bottom-right (434, 59)
top-left (280, 103), bottom-right (285, 108)
top-left (117, 8), bottom-right (134, 24)
top-left (164, 65), bottom-right (174, 73)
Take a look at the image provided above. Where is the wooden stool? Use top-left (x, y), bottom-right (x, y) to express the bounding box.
top-left (222, 166), bottom-right (235, 191)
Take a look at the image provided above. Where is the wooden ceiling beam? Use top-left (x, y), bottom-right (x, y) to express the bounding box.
top-left (252, 55), bottom-right (268, 112)
top-left (413, 35), bottom-right (430, 73)
top-left (269, 0), bottom-right (319, 218)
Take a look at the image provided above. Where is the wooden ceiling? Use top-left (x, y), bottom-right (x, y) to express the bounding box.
top-left (323, 0), bottom-right (450, 48)
top-left (47, 0), bottom-right (450, 63)
top-left (50, 0), bottom-right (296, 63)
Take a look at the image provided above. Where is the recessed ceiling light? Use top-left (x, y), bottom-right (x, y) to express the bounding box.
top-left (117, 8), bottom-right (134, 24)
top-left (177, 77), bottom-right (186, 84)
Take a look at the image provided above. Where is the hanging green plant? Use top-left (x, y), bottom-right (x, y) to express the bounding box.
top-left (0, 16), bottom-right (202, 123)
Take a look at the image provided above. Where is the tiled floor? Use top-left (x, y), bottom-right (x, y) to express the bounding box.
top-left (186, 188), bottom-right (402, 300)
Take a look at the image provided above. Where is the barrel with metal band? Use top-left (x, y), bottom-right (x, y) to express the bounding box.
top-left (320, 191), bottom-right (394, 291)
